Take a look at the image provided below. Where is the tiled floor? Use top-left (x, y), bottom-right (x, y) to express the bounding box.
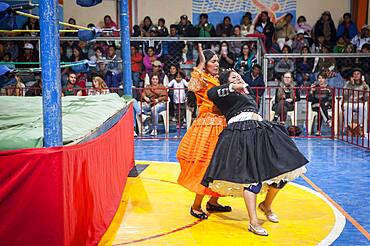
top-left (134, 137), bottom-right (370, 245)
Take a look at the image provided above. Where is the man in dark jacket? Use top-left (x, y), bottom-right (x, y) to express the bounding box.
top-left (243, 64), bottom-right (265, 108)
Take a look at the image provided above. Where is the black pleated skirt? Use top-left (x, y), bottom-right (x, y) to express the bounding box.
top-left (201, 120), bottom-right (309, 196)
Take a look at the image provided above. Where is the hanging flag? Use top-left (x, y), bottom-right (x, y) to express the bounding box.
top-left (76, 0), bottom-right (103, 7)
top-left (0, 2), bottom-right (17, 30)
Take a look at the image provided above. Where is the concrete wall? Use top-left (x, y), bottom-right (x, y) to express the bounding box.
top-left (63, 0), bottom-right (117, 28)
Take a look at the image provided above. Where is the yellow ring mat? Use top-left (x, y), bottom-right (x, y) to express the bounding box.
top-left (100, 162), bottom-right (345, 245)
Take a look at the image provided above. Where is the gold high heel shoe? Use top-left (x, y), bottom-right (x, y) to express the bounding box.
top-left (258, 203), bottom-right (279, 223)
top-left (248, 224), bottom-right (268, 236)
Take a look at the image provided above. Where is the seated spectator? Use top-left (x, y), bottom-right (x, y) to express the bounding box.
top-left (102, 15), bottom-right (119, 37)
top-left (254, 11), bottom-right (275, 52)
top-left (308, 71), bottom-right (333, 135)
top-left (338, 43), bottom-right (355, 80)
top-left (358, 43), bottom-right (370, 84)
top-left (131, 45), bottom-right (143, 88)
top-left (240, 12), bottom-right (254, 36)
top-left (216, 16), bottom-right (233, 37)
top-left (245, 26), bottom-right (267, 52)
top-left (143, 46), bottom-right (161, 74)
top-left (234, 43), bottom-right (256, 76)
top-left (333, 36), bottom-right (346, 53)
top-left (294, 16), bottom-right (312, 36)
top-left (275, 13), bottom-right (296, 50)
top-left (218, 41), bottom-right (235, 70)
top-left (336, 13), bottom-right (358, 42)
top-left (177, 15), bottom-right (198, 37)
top-left (229, 25), bottom-right (243, 54)
top-left (64, 18), bottom-right (78, 37)
top-left (164, 24), bottom-right (184, 69)
top-left (88, 75), bottom-right (109, 95)
top-left (292, 29), bottom-right (310, 53)
top-left (22, 17), bottom-right (39, 37)
top-left (1, 52), bottom-right (15, 70)
top-left (274, 45), bottom-right (295, 79)
top-left (342, 68), bottom-right (369, 134)
top-left (313, 11), bottom-right (336, 48)
top-left (89, 47), bottom-right (105, 63)
top-left (25, 79), bottom-right (42, 96)
top-left (144, 60), bottom-right (169, 87)
top-left (351, 25), bottom-right (370, 52)
top-left (62, 72), bottom-right (82, 96)
top-left (132, 25), bottom-right (141, 37)
top-left (243, 64), bottom-right (264, 108)
top-left (17, 43), bottom-right (39, 69)
top-left (167, 70), bottom-right (188, 128)
top-left (140, 16), bottom-right (154, 37)
top-left (157, 18), bottom-right (169, 37)
top-left (295, 45), bottom-right (314, 86)
top-left (314, 45), bottom-right (336, 73)
top-left (141, 74), bottom-right (168, 136)
top-left (196, 13), bottom-right (216, 37)
top-left (272, 71), bottom-right (300, 124)
top-left (4, 75), bottom-right (25, 96)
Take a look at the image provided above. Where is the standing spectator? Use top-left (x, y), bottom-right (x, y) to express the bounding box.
top-left (243, 64), bottom-right (265, 108)
top-left (313, 11), bottom-right (337, 48)
top-left (216, 16), bottom-right (233, 37)
top-left (62, 72), bottom-right (82, 96)
top-left (218, 41), bottom-right (235, 70)
top-left (157, 18), bottom-right (169, 37)
top-left (131, 45), bottom-right (143, 88)
top-left (254, 11), bottom-right (275, 52)
top-left (234, 43), bottom-right (257, 75)
top-left (105, 45), bottom-right (122, 88)
top-left (336, 13), bottom-right (358, 42)
top-left (196, 13), bottom-right (216, 37)
top-left (102, 15), bottom-right (119, 37)
top-left (167, 70), bottom-right (188, 128)
top-left (140, 16), bottom-right (154, 37)
top-left (88, 75), bottom-right (110, 95)
top-left (240, 12), bottom-right (254, 36)
top-left (351, 25), bottom-right (370, 52)
top-left (275, 13), bottom-right (296, 50)
top-left (309, 71), bottom-right (333, 135)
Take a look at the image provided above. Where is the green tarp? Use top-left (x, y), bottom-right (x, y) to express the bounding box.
top-left (0, 94), bottom-right (129, 151)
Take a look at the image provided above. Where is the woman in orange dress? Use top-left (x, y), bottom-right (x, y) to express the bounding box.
top-left (177, 44), bottom-right (231, 219)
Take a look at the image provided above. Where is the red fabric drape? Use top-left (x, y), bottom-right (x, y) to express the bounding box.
top-left (0, 105), bottom-right (134, 246)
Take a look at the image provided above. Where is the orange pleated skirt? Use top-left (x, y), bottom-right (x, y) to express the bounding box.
top-left (177, 112), bottom-right (227, 196)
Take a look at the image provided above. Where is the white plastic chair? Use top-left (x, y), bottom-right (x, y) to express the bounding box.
top-left (269, 96), bottom-right (298, 126)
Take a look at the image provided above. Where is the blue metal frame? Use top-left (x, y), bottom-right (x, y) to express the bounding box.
top-left (120, 0), bottom-right (132, 96)
top-left (39, 0), bottom-right (62, 147)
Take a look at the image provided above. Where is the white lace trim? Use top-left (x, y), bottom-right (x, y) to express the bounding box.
top-left (228, 112), bottom-right (263, 124)
top-left (208, 166), bottom-right (307, 197)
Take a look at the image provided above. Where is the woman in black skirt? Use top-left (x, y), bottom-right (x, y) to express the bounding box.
top-left (202, 70), bottom-right (308, 236)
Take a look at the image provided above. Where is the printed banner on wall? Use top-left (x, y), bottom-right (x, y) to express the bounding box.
top-left (192, 0), bottom-right (296, 27)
